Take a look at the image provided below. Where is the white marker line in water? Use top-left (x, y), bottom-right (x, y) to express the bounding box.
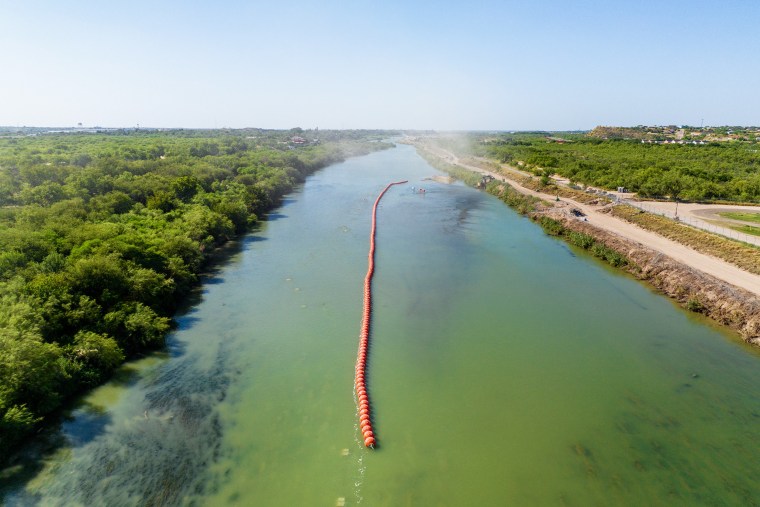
top-left (354, 455), bottom-right (365, 505)
top-left (351, 412), bottom-right (366, 504)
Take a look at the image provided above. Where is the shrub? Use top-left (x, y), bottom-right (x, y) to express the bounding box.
top-left (686, 297), bottom-right (705, 313)
top-left (538, 216), bottom-right (565, 236)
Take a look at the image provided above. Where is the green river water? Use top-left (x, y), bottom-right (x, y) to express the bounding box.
top-left (2, 144), bottom-right (759, 506)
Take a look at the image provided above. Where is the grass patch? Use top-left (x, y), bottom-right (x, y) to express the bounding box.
top-left (719, 211), bottom-right (760, 224)
top-left (611, 204), bottom-right (760, 275)
top-left (730, 224), bottom-right (760, 237)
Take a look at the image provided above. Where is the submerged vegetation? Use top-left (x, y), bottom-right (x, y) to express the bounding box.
top-left (0, 128), bottom-right (393, 455)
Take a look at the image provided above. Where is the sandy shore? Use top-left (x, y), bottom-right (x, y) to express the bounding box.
top-left (416, 141), bottom-right (760, 298)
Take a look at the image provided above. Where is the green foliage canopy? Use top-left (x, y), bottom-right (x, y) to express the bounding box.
top-left (477, 133), bottom-right (760, 203)
top-left (0, 128), bottom-right (394, 456)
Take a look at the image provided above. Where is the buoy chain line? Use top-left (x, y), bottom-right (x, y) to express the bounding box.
top-left (355, 180), bottom-right (407, 449)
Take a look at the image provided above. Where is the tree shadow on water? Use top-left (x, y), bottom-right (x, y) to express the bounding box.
top-left (265, 212), bottom-right (288, 221)
top-left (0, 393), bottom-right (119, 501)
top-left (0, 426), bottom-right (71, 502)
top-left (203, 275), bottom-right (225, 285)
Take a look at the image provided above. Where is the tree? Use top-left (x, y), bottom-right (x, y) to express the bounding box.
top-left (67, 331), bottom-right (124, 386)
top-left (102, 301), bottom-right (169, 353)
top-left (146, 190), bottom-right (179, 212)
top-left (0, 405), bottom-right (40, 454)
top-left (0, 330), bottom-right (67, 415)
top-left (539, 169), bottom-right (553, 187)
top-left (662, 171), bottom-right (685, 216)
top-left (171, 176), bottom-right (202, 202)
top-left (89, 191), bottom-right (134, 216)
top-left (67, 254), bottom-right (130, 307)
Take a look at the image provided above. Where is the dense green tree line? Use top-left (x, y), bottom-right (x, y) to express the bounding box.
top-left (475, 134), bottom-right (760, 202)
top-left (0, 129), bottom-right (393, 455)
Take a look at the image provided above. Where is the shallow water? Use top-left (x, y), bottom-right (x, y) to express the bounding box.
top-left (2, 144), bottom-right (759, 506)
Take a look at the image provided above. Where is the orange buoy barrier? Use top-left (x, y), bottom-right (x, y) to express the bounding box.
top-left (355, 180), bottom-right (407, 448)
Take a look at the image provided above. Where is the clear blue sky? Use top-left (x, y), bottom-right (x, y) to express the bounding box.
top-left (1, 0), bottom-right (758, 130)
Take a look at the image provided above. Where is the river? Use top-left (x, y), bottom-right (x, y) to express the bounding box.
top-left (2, 143), bottom-right (759, 506)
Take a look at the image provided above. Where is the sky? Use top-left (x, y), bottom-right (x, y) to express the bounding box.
top-left (1, 0), bottom-right (758, 130)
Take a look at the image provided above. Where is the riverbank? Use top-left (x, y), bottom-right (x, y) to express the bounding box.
top-left (410, 139), bottom-right (760, 346)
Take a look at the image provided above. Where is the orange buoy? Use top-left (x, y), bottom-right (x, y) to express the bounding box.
top-left (354, 180), bottom-right (408, 448)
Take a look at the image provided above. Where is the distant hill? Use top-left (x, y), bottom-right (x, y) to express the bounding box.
top-left (588, 125), bottom-right (760, 143)
top-left (588, 126), bottom-right (663, 140)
